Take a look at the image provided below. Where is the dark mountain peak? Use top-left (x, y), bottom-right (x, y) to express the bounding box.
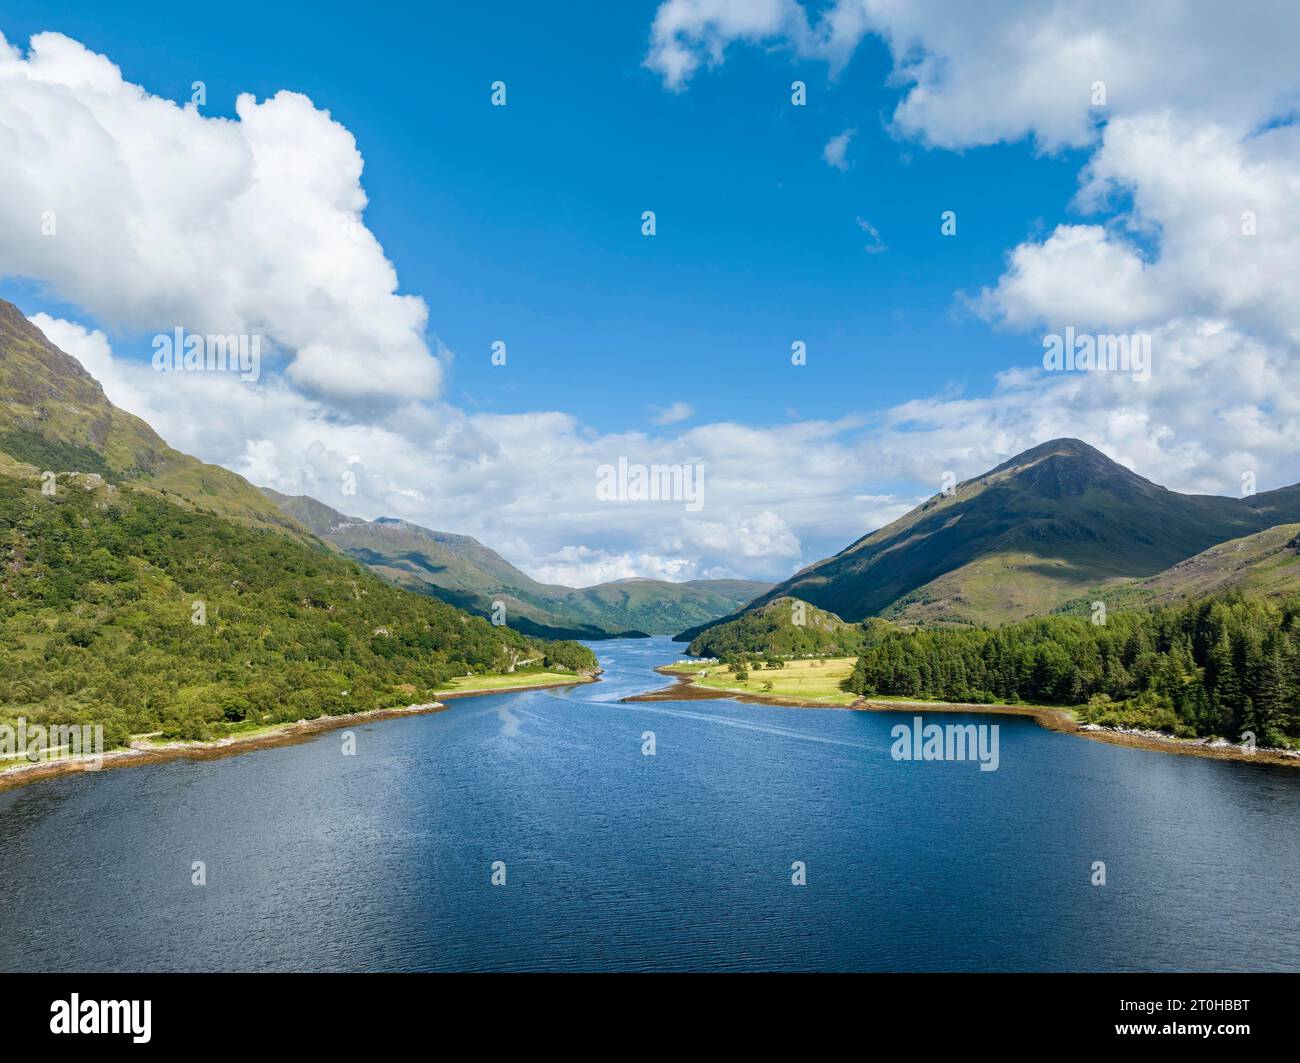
top-left (984, 438), bottom-right (1152, 501)
top-left (991, 437), bottom-right (1121, 475)
top-left (722, 437), bottom-right (1298, 629)
top-left (259, 488), bottom-right (366, 537)
top-left (1021, 436), bottom-right (1098, 456)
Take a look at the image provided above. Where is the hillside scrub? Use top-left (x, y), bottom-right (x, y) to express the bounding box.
top-left (0, 472), bottom-right (595, 747)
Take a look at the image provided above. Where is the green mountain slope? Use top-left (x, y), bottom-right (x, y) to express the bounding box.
top-left (1058, 523), bottom-right (1300, 615)
top-left (263, 489), bottom-right (770, 638)
top-left (695, 439), bottom-right (1300, 635)
top-left (0, 298), bottom-right (305, 536)
top-left (686, 597), bottom-right (868, 658)
top-left (0, 470), bottom-right (596, 750)
top-left (0, 297), bottom-right (597, 751)
top-left (1141, 523), bottom-right (1300, 601)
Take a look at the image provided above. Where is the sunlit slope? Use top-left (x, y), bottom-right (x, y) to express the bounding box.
top-left (691, 439), bottom-right (1300, 632)
top-left (0, 299), bottom-right (306, 537)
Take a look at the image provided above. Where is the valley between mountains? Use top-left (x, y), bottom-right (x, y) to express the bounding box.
top-left (3, 295), bottom-right (1300, 777)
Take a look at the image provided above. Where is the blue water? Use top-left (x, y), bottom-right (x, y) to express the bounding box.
top-left (2, 637), bottom-right (1298, 972)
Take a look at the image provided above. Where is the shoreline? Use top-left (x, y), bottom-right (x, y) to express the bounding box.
top-left (0, 673), bottom-right (598, 794)
top-left (630, 665), bottom-right (1300, 770)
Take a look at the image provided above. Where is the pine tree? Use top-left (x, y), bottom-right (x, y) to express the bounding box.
top-left (1250, 639), bottom-right (1287, 744)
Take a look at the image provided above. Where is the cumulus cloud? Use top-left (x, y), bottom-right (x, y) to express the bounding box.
top-left (978, 224), bottom-right (1163, 331)
top-left (0, 31), bottom-right (440, 404)
top-left (867, 0), bottom-right (1300, 150)
top-left (529, 546), bottom-right (697, 587)
top-left (980, 116), bottom-right (1300, 344)
top-left (646, 1), bottom-right (1300, 149)
top-left (645, 0), bottom-right (807, 92)
top-left (28, 314), bottom-right (907, 582)
top-left (643, 0), bottom-right (1300, 501)
top-left (957, 110), bottom-right (1300, 495)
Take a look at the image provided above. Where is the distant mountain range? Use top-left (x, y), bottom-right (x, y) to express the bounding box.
top-left (0, 298), bottom-right (598, 747)
top-left (681, 438), bottom-right (1300, 643)
top-left (0, 296), bottom-right (768, 647)
top-left (261, 489), bottom-right (770, 639)
top-left (10, 288), bottom-right (1298, 662)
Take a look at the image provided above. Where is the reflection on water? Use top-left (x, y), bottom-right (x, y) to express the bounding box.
top-left (2, 637), bottom-right (1298, 972)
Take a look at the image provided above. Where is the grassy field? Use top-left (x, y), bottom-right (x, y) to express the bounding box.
top-left (437, 670), bottom-right (589, 695)
top-left (672, 657), bottom-right (859, 706)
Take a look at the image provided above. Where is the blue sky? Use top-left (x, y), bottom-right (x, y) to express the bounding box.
top-left (3, 2), bottom-right (1298, 585)
top-left (1, 0), bottom-right (1084, 431)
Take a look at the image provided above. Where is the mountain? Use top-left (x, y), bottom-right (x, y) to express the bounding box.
top-left (1141, 523), bottom-right (1300, 601)
top-left (0, 298), bottom-right (597, 749)
top-left (1058, 523), bottom-right (1300, 613)
top-left (0, 470), bottom-right (595, 749)
top-left (682, 438), bottom-right (1300, 638)
top-left (685, 597), bottom-right (868, 659)
top-left (262, 489), bottom-right (770, 638)
top-left (0, 299), bottom-right (305, 536)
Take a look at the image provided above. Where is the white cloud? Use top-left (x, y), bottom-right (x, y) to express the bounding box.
top-left (978, 224), bottom-right (1162, 330)
top-left (649, 401), bottom-right (695, 425)
top-left (529, 546), bottom-right (697, 587)
top-left (823, 128), bottom-right (855, 171)
top-left (642, 0), bottom-right (1300, 504)
top-left (28, 314), bottom-right (903, 582)
top-left (15, 17), bottom-right (1300, 599)
top-left (867, 0), bottom-right (1300, 151)
top-left (867, 310), bottom-right (1300, 499)
top-left (980, 116), bottom-right (1300, 345)
top-left (684, 509), bottom-right (801, 559)
top-left (0, 31), bottom-right (440, 404)
top-left (645, 0), bottom-right (806, 92)
top-left (646, 1), bottom-right (1300, 149)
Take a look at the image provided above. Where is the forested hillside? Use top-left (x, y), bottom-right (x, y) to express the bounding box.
top-left (0, 471), bottom-right (595, 749)
top-left (846, 596), bottom-right (1300, 746)
top-left (686, 597), bottom-right (867, 658)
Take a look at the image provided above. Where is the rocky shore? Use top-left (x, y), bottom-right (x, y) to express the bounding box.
top-left (0, 673), bottom-right (598, 793)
